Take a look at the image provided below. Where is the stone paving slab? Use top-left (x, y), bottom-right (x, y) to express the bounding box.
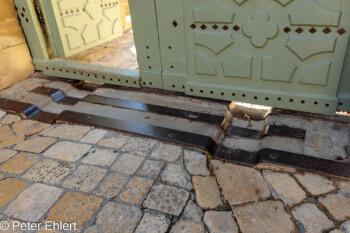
top-left (45, 192), bottom-right (103, 232)
top-left (0, 125), bottom-right (16, 141)
top-left (233, 201), bottom-right (295, 233)
top-left (337, 180), bottom-right (350, 195)
top-left (212, 160), bottom-right (270, 205)
top-left (193, 176), bottom-right (223, 209)
top-left (182, 200), bottom-right (203, 223)
top-left (160, 163), bottom-right (191, 189)
top-left (120, 176), bottom-right (154, 205)
top-left (135, 212), bottom-right (170, 233)
top-left (85, 202), bottom-right (142, 233)
top-left (0, 149), bottom-right (18, 163)
top-left (263, 170), bottom-right (306, 206)
top-left (137, 159), bottom-right (164, 179)
top-left (204, 211), bottom-right (239, 233)
top-left (330, 230), bottom-right (345, 233)
top-left (0, 114), bottom-right (21, 125)
top-left (150, 143), bottom-right (182, 162)
top-left (12, 120), bottom-right (50, 136)
top-left (295, 172), bottom-right (335, 196)
top-left (22, 159), bottom-right (74, 184)
top-left (93, 173), bottom-right (128, 198)
top-left (292, 203), bottom-right (334, 233)
top-left (111, 153), bottom-right (144, 175)
top-left (62, 165), bottom-right (107, 192)
top-left (0, 110), bottom-right (5, 119)
top-left (13, 136), bottom-right (57, 153)
top-left (81, 148), bottom-right (118, 166)
top-left (44, 141), bottom-right (91, 162)
top-left (0, 77), bottom-right (49, 100)
top-left (41, 124), bottom-right (91, 140)
top-left (143, 183), bottom-right (189, 216)
top-left (97, 133), bottom-right (130, 150)
top-left (170, 220), bottom-right (205, 233)
top-left (0, 178), bottom-right (26, 208)
top-left (184, 150), bottom-right (210, 176)
top-left (0, 152), bottom-right (39, 174)
top-left (0, 135), bottom-right (25, 148)
top-left (80, 129), bottom-right (107, 144)
top-left (122, 137), bottom-right (159, 157)
top-left (319, 193), bottom-right (350, 221)
top-left (4, 183), bottom-right (63, 222)
top-left (341, 221), bottom-right (350, 233)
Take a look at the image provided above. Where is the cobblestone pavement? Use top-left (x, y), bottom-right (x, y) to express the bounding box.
top-left (0, 110), bottom-right (349, 233)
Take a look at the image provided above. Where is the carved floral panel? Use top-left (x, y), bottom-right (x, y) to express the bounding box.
top-left (186, 0), bottom-right (348, 89)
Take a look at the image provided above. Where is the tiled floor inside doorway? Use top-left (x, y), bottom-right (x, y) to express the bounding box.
top-left (66, 30), bottom-right (138, 70)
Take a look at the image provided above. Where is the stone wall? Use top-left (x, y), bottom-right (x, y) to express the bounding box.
top-left (0, 0), bottom-right (34, 90)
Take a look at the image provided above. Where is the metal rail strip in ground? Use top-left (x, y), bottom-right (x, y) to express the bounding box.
top-left (0, 98), bottom-right (56, 123)
top-left (225, 125), bottom-right (306, 140)
top-left (31, 86), bottom-right (80, 105)
top-left (56, 110), bottom-right (216, 151)
top-left (230, 104), bottom-right (350, 124)
top-left (30, 86), bottom-right (225, 126)
top-left (1, 98), bottom-right (349, 179)
top-left (212, 145), bottom-right (350, 179)
top-left (81, 95), bottom-right (224, 127)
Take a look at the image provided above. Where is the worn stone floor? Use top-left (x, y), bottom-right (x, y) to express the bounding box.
top-left (65, 30), bottom-right (138, 70)
top-left (0, 109), bottom-right (350, 233)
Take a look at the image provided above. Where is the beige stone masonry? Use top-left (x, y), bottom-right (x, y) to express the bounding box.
top-left (0, 0), bottom-right (34, 90)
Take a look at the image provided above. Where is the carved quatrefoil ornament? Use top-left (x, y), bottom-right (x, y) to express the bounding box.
top-left (243, 10), bottom-right (279, 48)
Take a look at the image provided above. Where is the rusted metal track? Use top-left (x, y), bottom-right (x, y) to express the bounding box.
top-left (56, 110), bottom-right (217, 151)
top-left (260, 149), bottom-right (350, 179)
top-left (211, 145), bottom-right (259, 165)
top-left (30, 86), bottom-right (225, 126)
top-left (81, 95), bottom-right (224, 126)
top-left (226, 125), bottom-right (306, 140)
top-left (31, 86), bottom-right (80, 105)
top-left (1, 98), bottom-right (349, 179)
top-left (211, 145), bottom-right (350, 179)
top-left (0, 98), bottom-right (56, 123)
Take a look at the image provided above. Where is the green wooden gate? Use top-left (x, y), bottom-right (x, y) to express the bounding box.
top-left (13, 0), bottom-right (350, 115)
top-left (155, 0), bottom-right (350, 115)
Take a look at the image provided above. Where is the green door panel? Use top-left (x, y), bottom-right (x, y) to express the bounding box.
top-left (13, 0), bottom-right (49, 61)
top-left (181, 0), bottom-right (350, 115)
top-left (129, 0), bottom-right (163, 89)
top-left (39, 0), bottom-right (123, 57)
top-left (35, 59), bottom-right (140, 88)
top-left (154, 0), bottom-right (188, 92)
top-left (337, 36), bottom-right (350, 112)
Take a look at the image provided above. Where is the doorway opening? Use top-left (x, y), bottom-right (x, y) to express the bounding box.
top-left (66, 30), bottom-right (137, 70)
top-left (64, 0), bottom-right (138, 70)
top-left (37, 0), bottom-right (138, 70)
